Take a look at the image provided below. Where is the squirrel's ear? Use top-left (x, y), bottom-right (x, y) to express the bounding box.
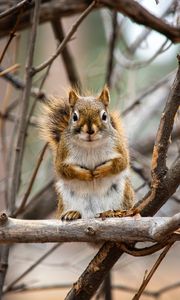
top-left (98, 86), bottom-right (110, 106)
top-left (69, 89), bottom-right (78, 107)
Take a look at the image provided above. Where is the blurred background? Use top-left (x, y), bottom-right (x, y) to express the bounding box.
top-left (0, 0), bottom-right (180, 299)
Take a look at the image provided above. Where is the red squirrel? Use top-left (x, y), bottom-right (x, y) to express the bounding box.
top-left (40, 87), bottom-right (134, 220)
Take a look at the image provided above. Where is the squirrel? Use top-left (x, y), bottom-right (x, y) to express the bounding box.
top-left (40, 86), bottom-right (135, 220)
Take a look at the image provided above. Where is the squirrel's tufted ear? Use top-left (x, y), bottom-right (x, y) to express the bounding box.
top-left (98, 86), bottom-right (110, 106)
top-left (69, 89), bottom-right (78, 107)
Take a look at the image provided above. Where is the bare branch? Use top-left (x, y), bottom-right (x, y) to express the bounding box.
top-left (51, 18), bottom-right (82, 91)
top-left (105, 11), bottom-right (118, 87)
top-left (0, 0), bottom-right (180, 43)
top-left (122, 71), bottom-right (174, 116)
top-left (136, 158), bottom-right (180, 217)
top-left (132, 242), bottom-right (174, 300)
top-left (21, 180), bottom-right (56, 220)
top-left (0, 1), bottom-right (42, 298)
top-left (32, 1), bottom-right (95, 75)
top-left (100, 0), bottom-right (180, 43)
top-left (133, 126), bottom-right (180, 156)
top-left (0, 0), bottom-right (32, 20)
top-left (0, 66), bottom-right (46, 100)
top-left (13, 143), bottom-right (48, 217)
top-left (151, 62), bottom-right (180, 178)
top-left (136, 54), bottom-right (180, 214)
top-left (8, 0), bottom-right (41, 212)
top-left (3, 243), bottom-right (61, 294)
top-left (0, 214), bottom-right (179, 243)
top-left (120, 238), bottom-right (174, 257)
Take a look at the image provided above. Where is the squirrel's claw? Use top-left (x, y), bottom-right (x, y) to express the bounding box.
top-left (96, 209), bottom-right (139, 220)
top-left (61, 210), bottom-right (81, 221)
top-left (93, 161), bottom-right (112, 179)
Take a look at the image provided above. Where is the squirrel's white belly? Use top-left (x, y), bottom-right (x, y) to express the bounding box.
top-left (56, 168), bottom-right (128, 218)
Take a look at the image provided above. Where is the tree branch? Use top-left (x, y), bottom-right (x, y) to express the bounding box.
top-left (0, 0), bottom-right (179, 43)
top-left (12, 143), bottom-right (48, 217)
top-left (105, 11), bottom-right (118, 87)
top-left (51, 18), bottom-right (82, 91)
top-left (0, 2), bottom-right (42, 298)
top-left (3, 243), bottom-right (61, 293)
top-left (0, 215), bottom-right (179, 244)
top-left (151, 55), bottom-right (180, 181)
top-left (32, 1), bottom-right (95, 75)
top-left (0, 0), bottom-right (32, 20)
top-left (99, 0), bottom-right (180, 43)
top-left (21, 180), bottom-right (56, 219)
top-left (8, 0), bottom-right (41, 212)
top-left (132, 242), bottom-right (174, 300)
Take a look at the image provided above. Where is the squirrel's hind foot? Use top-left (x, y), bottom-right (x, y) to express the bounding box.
top-left (96, 208), bottom-right (138, 220)
top-left (61, 210), bottom-right (81, 221)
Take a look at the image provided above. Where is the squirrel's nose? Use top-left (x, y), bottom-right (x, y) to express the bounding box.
top-left (87, 128), bottom-right (95, 135)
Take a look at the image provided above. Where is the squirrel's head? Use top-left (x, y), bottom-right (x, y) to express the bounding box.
top-left (68, 86), bottom-right (113, 144)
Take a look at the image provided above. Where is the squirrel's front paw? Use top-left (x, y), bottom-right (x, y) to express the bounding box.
top-left (93, 161), bottom-right (112, 179)
top-left (81, 169), bottom-right (93, 181)
top-left (61, 210), bottom-right (81, 221)
top-left (73, 166), bottom-right (93, 181)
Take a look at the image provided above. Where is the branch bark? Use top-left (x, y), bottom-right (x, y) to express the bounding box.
top-left (51, 18), bottom-right (82, 91)
top-left (100, 0), bottom-right (180, 43)
top-left (8, 0), bottom-right (41, 212)
top-left (0, 0), bottom-right (179, 43)
top-left (0, 215), bottom-right (179, 243)
top-left (32, 1), bottom-right (95, 75)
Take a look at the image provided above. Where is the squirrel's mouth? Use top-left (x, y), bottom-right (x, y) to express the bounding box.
top-left (77, 132), bottom-right (102, 142)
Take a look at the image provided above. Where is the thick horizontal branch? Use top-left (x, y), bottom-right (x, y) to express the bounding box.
top-left (0, 214), bottom-right (180, 244)
top-left (100, 0), bottom-right (180, 43)
top-left (0, 0), bottom-right (179, 43)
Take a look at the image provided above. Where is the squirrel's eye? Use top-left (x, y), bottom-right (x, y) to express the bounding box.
top-left (101, 111), bottom-right (107, 122)
top-left (72, 111), bottom-right (79, 122)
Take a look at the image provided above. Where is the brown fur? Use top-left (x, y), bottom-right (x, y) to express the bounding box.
top-left (40, 88), bottom-right (135, 220)
top-left (123, 178), bottom-right (135, 210)
top-left (39, 96), bottom-right (70, 150)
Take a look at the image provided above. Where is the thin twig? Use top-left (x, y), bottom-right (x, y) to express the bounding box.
top-left (3, 243), bottom-right (61, 294)
top-left (0, 2), bottom-right (41, 297)
top-left (0, 64), bottom-right (20, 76)
top-left (0, 66), bottom-right (46, 100)
top-left (51, 18), bottom-right (82, 91)
top-left (124, 1), bottom-right (175, 55)
top-left (115, 39), bottom-right (171, 70)
top-left (0, 4), bottom-right (24, 64)
top-left (12, 143), bottom-right (48, 217)
top-left (132, 242), bottom-right (174, 300)
top-left (8, 0), bottom-right (41, 213)
top-left (100, 0), bottom-right (180, 43)
top-left (122, 71), bottom-right (174, 116)
top-left (105, 11), bottom-right (118, 87)
top-left (32, 1), bottom-right (96, 75)
top-left (0, 0), bottom-right (32, 20)
top-left (120, 238), bottom-right (175, 257)
top-left (103, 272), bottom-right (112, 300)
top-left (21, 180), bottom-right (56, 219)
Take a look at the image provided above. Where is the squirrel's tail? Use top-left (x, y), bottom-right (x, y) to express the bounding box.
top-left (39, 96), bottom-right (70, 149)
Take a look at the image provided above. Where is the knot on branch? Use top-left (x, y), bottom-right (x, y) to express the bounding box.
top-left (0, 213), bottom-right (8, 225)
top-left (85, 226), bottom-right (96, 236)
